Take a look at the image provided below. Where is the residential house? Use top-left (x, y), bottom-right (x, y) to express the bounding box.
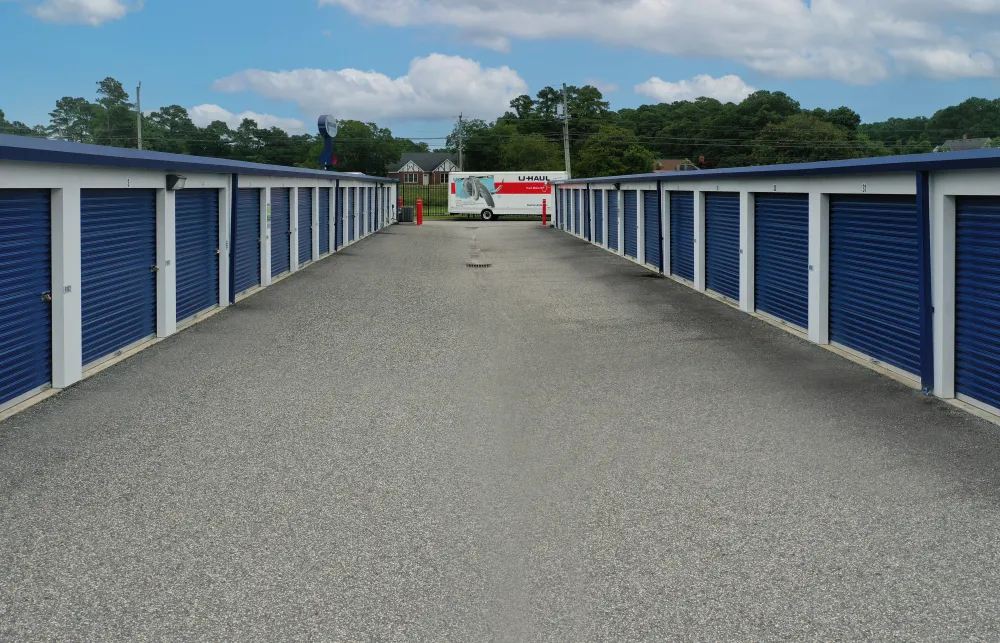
top-left (387, 153), bottom-right (460, 185)
top-left (653, 159), bottom-right (701, 172)
top-left (934, 134), bottom-right (991, 152)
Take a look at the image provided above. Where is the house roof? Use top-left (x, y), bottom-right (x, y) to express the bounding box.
top-left (0, 133), bottom-right (393, 182)
top-left (387, 152), bottom-right (458, 173)
top-left (938, 137), bottom-right (990, 151)
top-left (555, 146), bottom-right (1000, 186)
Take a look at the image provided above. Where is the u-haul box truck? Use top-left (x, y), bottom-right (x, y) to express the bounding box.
top-left (449, 171), bottom-right (567, 221)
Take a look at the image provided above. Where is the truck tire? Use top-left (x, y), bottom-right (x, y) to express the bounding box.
top-left (481, 209), bottom-right (495, 221)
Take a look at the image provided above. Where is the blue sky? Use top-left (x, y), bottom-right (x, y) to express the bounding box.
top-left (3, 0), bottom-right (1000, 143)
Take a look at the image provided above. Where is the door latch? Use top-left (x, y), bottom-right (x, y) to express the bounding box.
top-left (41, 291), bottom-right (52, 303)
top-left (216, 248), bottom-right (221, 255)
top-left (150, 265), bottom-right (160, 273)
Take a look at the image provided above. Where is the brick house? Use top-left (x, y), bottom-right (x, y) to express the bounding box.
top-left (387, 153), bottom-right (460, 186)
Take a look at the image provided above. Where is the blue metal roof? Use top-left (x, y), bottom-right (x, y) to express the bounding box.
top-left (556, 147), bottom-right (1000, 185)
top-left (0, 133), bottom-right (393, 182)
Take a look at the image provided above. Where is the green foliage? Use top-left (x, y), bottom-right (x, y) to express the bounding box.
top-left (8, 76), bottom-right (1000, 175)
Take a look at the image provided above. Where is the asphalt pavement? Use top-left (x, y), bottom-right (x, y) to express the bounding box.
top-left (3, 221), bottom-right (1000, 641)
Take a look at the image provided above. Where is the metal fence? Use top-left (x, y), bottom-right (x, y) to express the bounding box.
top-left (399, 181), bottom-right (449, 216)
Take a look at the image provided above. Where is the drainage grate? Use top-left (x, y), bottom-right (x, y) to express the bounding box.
top-left (466, 261), bottom-right (492, 268)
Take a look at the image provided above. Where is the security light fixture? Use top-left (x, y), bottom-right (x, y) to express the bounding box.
top-left (613, 182), bottom-right (621, 191)
top-left (166, 174), bottom-right (187, 190)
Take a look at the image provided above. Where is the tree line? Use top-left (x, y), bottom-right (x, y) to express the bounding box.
top-left (4, 76), bottom-right (1000, 178)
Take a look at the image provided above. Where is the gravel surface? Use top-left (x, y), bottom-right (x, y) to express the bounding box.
top-left (3, 221), bottom-right (1000, 641)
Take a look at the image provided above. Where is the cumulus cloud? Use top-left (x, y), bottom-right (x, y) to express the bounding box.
top-left (212, 54), bottom-right (528, 122)
top-left (585, 79), bottom-right (620, 94)
top-left (635, 74), bottom-right (755, 103)
top-left (25, 0), bottom-right (137, 25)
top-left (891, 47), bottom-right (997, 79)
top-left (187, 105), bottom-right (306, 134)
top-left (318, 0), bottom-right (1000, 83)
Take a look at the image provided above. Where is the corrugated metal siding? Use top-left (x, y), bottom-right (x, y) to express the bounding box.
top-left (754, 194), bottom-right (809, 328)
top-left (0, 189), bottom-right (51, 406)
top-left (955, 197), bottom-right (1000, 409)
top-left (608, 192), bottom-right (619, 251)
top-left (80, 189), bottom-right (157, 366)
top-left (705, 192), bottom-right (740, 300)
top-left (367, 187), bottom-right (373, 235)
top-left (347, 187), bottom-right (356, 242)
top-left (669, 191), bottom-right (694, 280)
top-left (594, 190), bottom-right (604, 245)
top-left (829, 194), bottom-right (920, 375)
top-left (270, 188), bottom-right (291, 277)
top-left (584, 190), bottom-right (592, 240)
top-left (298, 188), bottom-right (313, 265)
top-left (336, 187), bottom-right (345, 249)
top-left (643, 190), bottom-right (662, 270)
top-left (319, 188), bottom-right (331, 255)
top-left (234, 188), bottom-right (261, 295)
top-left (175, 189), bottom-right (219, 322)
top-left (624, 191), bottom-right (638, 258)
top-left (574, 190), bottom-right (581, 234)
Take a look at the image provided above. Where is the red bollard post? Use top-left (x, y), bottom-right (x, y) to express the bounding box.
top-left (542, 199), bottom-right (547, 227)
top-left (416, 198), bottom-right (423, 226)
top-left (398, 197), bottom-right (403, 210)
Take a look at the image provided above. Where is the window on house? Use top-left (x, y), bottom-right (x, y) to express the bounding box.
top-left (439, 173), bottom-right (449, 184)
top-left (404, 173), bottom-right (418, 183)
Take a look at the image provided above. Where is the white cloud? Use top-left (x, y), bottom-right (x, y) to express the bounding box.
top-left (891, 47), bottom-right (997, 80)
top-left (26, 0), bottom-right (137, 25)
top-left (212, 54), bottom-right (528, 122)
top-left (635, 74), bottom-right (756, 104)
top-left (187, 105), bottom-right (306, 134)
top-left (318, 0), bottom-right (1000, 83)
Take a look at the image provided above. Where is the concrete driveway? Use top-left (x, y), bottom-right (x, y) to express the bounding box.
top-left (3, 221), bottom-right (1000, 641)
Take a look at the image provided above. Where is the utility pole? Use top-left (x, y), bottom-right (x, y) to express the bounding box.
top-left (457, 113), bottom-right (464, 171)
top-left (136, 81), bottom-right (142, 150)
top-left (562, 83), bottom-right (572, 179)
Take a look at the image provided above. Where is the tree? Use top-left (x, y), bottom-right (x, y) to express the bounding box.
top-left (93, 77), bottom-right (136, 147)
top-left (48, 97), bottom-right (95, 142)
top-left (750, 114), bottom-right (878, 166)
top-left (575, 125), bottom-right (654, 177)
top-left (331, 120), bottom-right (399, 176)
top-left (500, 134), bottom-right (564, 170)
top-left (145, 105), bottom-right (197, 154)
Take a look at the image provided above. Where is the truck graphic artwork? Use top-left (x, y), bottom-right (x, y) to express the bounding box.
top-left (455, 176), bottom-right (496, 208)
top-left (449, 171), bottom-right (567, 221)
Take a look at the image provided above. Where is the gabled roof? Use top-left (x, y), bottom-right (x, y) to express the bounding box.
top-left (0, 134), bottom-right (393, 182)
top-left (938, 137), bottom-right (990, 152)
top-left (387, 152), bottom-right (457, 173)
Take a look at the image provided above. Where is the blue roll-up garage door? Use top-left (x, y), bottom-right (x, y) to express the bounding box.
top-left (336, 187), bottom-right (344, 249)
top-left (0, 189), bottom-right (51, 407)
top-left (670, 191), bottom-right (694, 280)
top-left (319, 188), bottom-right (331, 255)
top-left (755, 194), bottom-right (809, 328)
top-left (175, 189), bottom-right (219, 323)
top-left (234, 188), bottom-right (260, 296)
top-left (955, 197), bottom-right (1000, 409)
top-left (584, 191), bottom-right (591, 241)
top-left (608, 192), bottom-right (619, 252)
top-left (574, 190), bottom-right (581, 235)
top-left (348, 188), bottom-right (356, 242)
top-left (81, 189), bottom-right (157, 366)
top-left (270, 188), bottom-right (291, 277)
top-left (705, 192), bottom-right (740, 300)
top-left (298, 188), bottom-right (313, 266)
top-left (829, 194), bottom-right (920, 375)
top-left (367, 187), bottom-right (373, 235)
top-left (624, 191), bottom-right (638, 258)
top-left (644, 190), bottom-right (662, 271)
top-left (594, 190), bottom-right (604, 245)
